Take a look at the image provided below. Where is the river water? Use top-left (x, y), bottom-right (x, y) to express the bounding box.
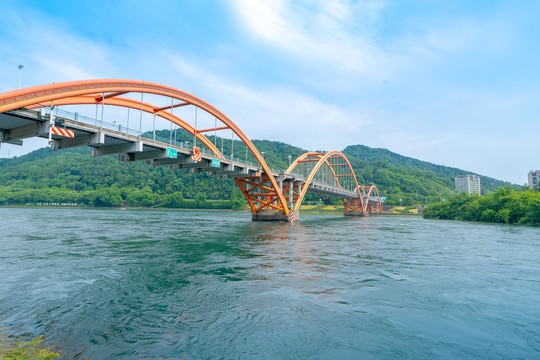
top-left (0, 208), bottom-right (539, 359)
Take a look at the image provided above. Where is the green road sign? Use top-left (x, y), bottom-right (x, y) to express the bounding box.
top-left (212, 159), bottom-right (221, 168)
top-left (166, 147), bottom-right (177, 158)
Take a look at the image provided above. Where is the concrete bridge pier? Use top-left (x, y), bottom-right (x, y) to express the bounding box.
top-left (344, 210), bottom-right (367, 217)
top-left (252, 209), bottom-right (299, 222)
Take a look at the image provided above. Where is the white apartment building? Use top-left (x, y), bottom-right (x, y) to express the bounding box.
top-left (455, 175), bottom-right (481, 195)
top-left (528, 170), bottom-right (540, 189)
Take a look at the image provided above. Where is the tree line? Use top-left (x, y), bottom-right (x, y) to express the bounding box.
top-left (423, 186), bottom-right (540, 225)
top-left (0, 131), bottom-right (512, 209)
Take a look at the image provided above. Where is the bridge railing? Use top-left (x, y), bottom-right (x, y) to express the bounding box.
top-left (31, 108), bottom-right (357, 193)
top-left (41, 108), bottom-right (266, 167)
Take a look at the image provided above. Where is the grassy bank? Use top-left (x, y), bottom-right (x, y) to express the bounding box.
top-left (0, 335), bottom-right (59, 359)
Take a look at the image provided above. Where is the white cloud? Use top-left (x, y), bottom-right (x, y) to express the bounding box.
top-left (0, 8), bottom-right (115, 91)
top-left (0, 7), bottom-right (115, 157)
top-left (230, 0), bottom-right (395, 80)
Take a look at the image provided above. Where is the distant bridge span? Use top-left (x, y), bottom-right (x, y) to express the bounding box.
top-left (0, 79), bottom-right (381, 221)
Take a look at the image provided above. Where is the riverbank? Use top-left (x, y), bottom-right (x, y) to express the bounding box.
top-left (0, 204), bottom-right (424, 215)
top-left (0, 332), bottom-right (59, 359)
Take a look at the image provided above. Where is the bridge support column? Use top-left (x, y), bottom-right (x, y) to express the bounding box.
top-left (251, 209), bottom-right (299, 222)
top-left (344, 210), bottom-right (366, 217)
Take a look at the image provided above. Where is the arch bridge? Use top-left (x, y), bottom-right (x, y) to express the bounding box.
top-left (0, 79), bottom-right (381, 222)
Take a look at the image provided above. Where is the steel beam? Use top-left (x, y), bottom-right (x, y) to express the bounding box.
top-left (150, 155), bottom-right (191, 166)
top-left (167, 159), bottom-right (211, 169)
top-left (91, 140), bottom-right (143, 157)
top-left (118, 149), bottom-right (167, 162)
top-left (230, 171), bottom-right (260, 178)
top-left (0, 130), bottom-right (23, 145)
top-left (51, 131), bottom-right (105, 150)
top-left (3, 121), bottom-right (49, 141)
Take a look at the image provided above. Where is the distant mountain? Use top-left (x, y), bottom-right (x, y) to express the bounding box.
top-left (343, 144), bottom-right (508, 194)
top-left (0, 132), bottom-right (510, 207)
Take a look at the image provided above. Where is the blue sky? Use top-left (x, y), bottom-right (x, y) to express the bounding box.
top-left (0, 0), bottom-right (539, 184)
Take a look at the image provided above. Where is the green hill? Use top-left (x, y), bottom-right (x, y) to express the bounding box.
top-left (343, 145), bottom-right (506, 192)
top-left (0, 132), bottom-right (511, 208)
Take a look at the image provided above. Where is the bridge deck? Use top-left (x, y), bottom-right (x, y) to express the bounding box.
top-left (0, 108), bottom-right (359, 199)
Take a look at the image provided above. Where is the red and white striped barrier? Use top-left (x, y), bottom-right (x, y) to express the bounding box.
top-left (50, 126), bottom-right (74, 138)
top-left (191, 146), bottom-right (202, 162)
top-left (290, 211), bottom-right (295, 222)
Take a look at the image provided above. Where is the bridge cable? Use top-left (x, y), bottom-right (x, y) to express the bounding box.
top-left (193, 107), bottom-right (197, 148)
top-left (152, 113), bottom-right (156, 140)
top-left (139, 93), bottom-right (143, 136)
top-left (100, 92), bottom-right (105, 131)
top-left (48, 100), bottom-right (54, 148)
top-left (95, 102), bottom-right (98, 126)
top-left (169, 97), bottom-right (173, 146)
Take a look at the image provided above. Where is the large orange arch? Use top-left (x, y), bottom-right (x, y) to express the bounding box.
top-left (0, 79), bottom-right (289, 215)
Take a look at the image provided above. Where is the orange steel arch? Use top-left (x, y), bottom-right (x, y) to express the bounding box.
top-left (285, 151), bottom-right (381, 214)
top-left (0, 79), bottom-right (289, 215)
top-left (361, 185), bottom-right (383, 213)
top-left (27, 94), bottom-right (220, 155)
top-left (286, 151), bottom-right (362, 212)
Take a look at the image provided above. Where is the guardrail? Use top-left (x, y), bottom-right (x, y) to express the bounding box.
top-left (12, 108), bottom-right (358, 194)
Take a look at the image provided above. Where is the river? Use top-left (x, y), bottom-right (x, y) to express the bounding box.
top-left (0, 208), bottom-right (539, 359)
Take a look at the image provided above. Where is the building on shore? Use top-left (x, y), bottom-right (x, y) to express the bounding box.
top-left (455, 175), bottom-right (481, 195)
top-left (528, 170), bottom-right (540, 189)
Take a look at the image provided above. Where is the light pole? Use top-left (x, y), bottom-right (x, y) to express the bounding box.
top-left (18, 64), bottom-right (24, 89)
top-left (288, 154), bottom-right (292, 167)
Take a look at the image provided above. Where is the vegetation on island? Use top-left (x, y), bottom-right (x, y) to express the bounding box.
top-left (423, 186), bottom-right (540, 225)
top-left (0, 130), bottom-right (510, 209)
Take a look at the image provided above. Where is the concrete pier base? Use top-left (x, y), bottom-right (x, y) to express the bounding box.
top-left (252, 209), bottom-right (299, 222)
top-left (344, 211), bottom-right (367, 217)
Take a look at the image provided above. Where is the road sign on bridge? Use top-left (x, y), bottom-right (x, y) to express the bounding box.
top-left (166, 147), bottom-right (177, 158)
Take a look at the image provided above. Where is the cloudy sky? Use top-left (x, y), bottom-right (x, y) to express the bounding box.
top-left (0, 0), bottom-right (538, 184)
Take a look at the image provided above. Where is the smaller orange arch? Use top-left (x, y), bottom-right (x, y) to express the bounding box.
top-left (286, 151), bottom-right (364, 212)
top-left (361, 185), bottom-right (383, 213)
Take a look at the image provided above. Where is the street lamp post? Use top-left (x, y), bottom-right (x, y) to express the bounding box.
top-left (288, 154), bottom-right (292, 167)
top-left (18, 64), bottom-right (24, 89)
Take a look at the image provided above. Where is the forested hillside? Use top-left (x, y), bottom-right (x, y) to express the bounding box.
top-left (0, 133), bottom-right (510, 208)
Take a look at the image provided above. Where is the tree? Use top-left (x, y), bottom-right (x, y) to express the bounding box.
top-left (93, 188), bottom-right (123, 207)
top-left (194, 193), bottom-right (207, 208)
